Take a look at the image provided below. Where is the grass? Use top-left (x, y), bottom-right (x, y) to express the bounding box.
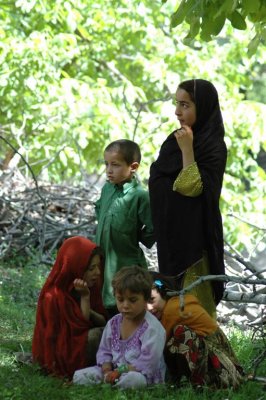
top-left (0, 253), bottom-right (265, 400)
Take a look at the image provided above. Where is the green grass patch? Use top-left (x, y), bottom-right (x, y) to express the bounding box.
top-left (0, 255), bottom-right (265, 400)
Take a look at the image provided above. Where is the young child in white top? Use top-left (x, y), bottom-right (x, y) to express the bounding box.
top-left (73, 266), bottom-right (166, 389)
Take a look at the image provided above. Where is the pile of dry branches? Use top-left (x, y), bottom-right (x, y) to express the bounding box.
top-left (0, 168), bottom-right (100, 264)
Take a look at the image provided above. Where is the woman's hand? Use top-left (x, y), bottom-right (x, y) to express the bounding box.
top-left (73, 279), bottom-right (90, 296)
top-left (174, 125), bottom-right (195, 168)
top-left (174, 125), bottom-right (193, 152)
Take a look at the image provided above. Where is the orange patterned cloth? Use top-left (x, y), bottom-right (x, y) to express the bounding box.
top-left (161, 294), bottom-right (218, 340)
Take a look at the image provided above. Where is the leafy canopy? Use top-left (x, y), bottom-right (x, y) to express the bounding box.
top-left (0, 0), bottom-right (265, 254)
top-left (166, 0), bottom-right (266, 55)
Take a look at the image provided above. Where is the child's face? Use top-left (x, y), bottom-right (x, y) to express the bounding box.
top-left (115, 289), bottom-right (147, 321)
top-left (82, 254), bottom-right (101, 288)
top-left (147, 288), bottom-right (166, 320)
top-left (104, 150), bottom-right (137, 185)
top-left (175, 88), bottom-right (196, 128)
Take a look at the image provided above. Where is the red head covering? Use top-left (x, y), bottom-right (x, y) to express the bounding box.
top-left (32, 236), bottom-right (105, 379)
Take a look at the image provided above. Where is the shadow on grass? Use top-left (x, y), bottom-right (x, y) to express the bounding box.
top-left (0, 363), bottom-right (73, 400)
top-left (0, 353), bottom-right (265, 400)
top-left (0, 260), bottom-right (265, 400)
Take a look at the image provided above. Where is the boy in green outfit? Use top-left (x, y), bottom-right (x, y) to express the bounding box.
top-left (95, 139), bottom-right (155, 318)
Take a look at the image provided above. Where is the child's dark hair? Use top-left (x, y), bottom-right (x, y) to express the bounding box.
top-left (150, 271), bottom-right (177, 300)
top-left (88, 246), bottom-right (104, 267)
top-left (104, 139), bottom-right (141, 164)
top-left (112, 265), bottom-right (152, 301)
top-left (178, 79), bottom-right (196, 103)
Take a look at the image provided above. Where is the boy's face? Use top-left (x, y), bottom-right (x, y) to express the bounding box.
top-left (115, 289), bottom-right (147, 321)
top-left (147, 288), bottom-right (166, 320)
top-left (104, 150), bottom-right (138, 185)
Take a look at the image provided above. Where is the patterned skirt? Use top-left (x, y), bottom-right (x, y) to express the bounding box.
top-left (165, 325), bottom-right (244, 389)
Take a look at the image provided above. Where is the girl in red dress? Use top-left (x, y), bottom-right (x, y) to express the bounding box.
top-left (32, 236), bottom-right (106, 379)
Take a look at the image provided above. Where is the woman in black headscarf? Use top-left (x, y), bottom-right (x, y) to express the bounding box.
top-left (149, 79), bottom-right (227, 317)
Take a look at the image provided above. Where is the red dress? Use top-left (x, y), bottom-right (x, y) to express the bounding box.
top-left (32, 236), bottom-right (105, 379)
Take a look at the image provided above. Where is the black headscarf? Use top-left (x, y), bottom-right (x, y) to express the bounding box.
top-left (149, 79), bottom-right (227, 304)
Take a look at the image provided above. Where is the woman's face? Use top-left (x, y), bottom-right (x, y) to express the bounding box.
top-left (82, 254), bottom-right (101, 288)
top-left (147, 288), bottom-right (166, 320)
top-left (175, 88), bottom-right (196, 128)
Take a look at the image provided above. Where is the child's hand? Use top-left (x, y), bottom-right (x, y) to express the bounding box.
top-left (73, 279), bottom-right (90, 296)
top-left (104, 370), bottom-right (120, 384)
top-left (174, 125), bottom-right (193, 151)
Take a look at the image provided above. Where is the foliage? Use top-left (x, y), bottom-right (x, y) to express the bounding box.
top-left (0, 253), bottom-right (265, 400)
top-left (165, 0), bottom-right (266, 55)
top-left (0, 0), bottom-right (265, 254)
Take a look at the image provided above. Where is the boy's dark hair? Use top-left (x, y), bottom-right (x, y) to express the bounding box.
top-left (112, 265), bottom-right (152, 301)
top-left (104, 139), bottom-right (141, 164)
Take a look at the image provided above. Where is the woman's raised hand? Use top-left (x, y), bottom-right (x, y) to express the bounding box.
top-left (174, 125), bottom-right (193, 151)
top-left (174, 125), bottom-right (195, 168)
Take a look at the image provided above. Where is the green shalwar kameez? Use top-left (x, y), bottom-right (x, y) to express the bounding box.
top-left (95, 178), bottom-right (154, 308)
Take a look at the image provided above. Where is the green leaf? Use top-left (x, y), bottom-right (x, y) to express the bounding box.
top-left (170, 0), bottom-right (195, 28)
top-left (261, 27), bottom-right (266, 40)
top-left (214, 0), bottom-right (236, 17)
top-left (201, 14), bottom-right (226, 38)
top-left (249, 5), bottom-right (266, 23)
top-left (77, 25), bottom-right (92, 41)
top-left (188, 18), bottom-right (200, 38)
top-left (200, 29), bottom-right (212, 42)
top-left (242, 0), bottom-right (261, 14)
top-left (212, 15), bottom-right (226, 35)
top-left (247, 34), bottom-right (260, 57)
top-left (184, 15), bottom-right (200, 39)
top-left (229, 11), bottom-right (247, 30)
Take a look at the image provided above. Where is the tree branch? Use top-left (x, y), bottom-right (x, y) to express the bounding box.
top-left (0, 135), bottom-right (46, 205)
top-left (167, 274), bottom-right (266, 305)
top-left (224, 249), bottom-right (265, 279)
